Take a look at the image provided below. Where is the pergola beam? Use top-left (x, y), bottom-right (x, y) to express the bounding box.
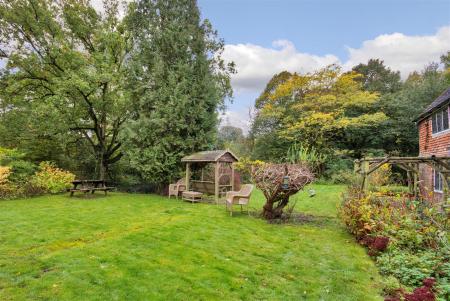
top-left (356, 156), bottom-right (450, 209)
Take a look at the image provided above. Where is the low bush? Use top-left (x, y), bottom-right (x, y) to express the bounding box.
top-left (329, 169), bottom-right (358, 184)
top-left (368, 164), bottom-right (392, 187)
top-left (0, 149), bottom-right (76, 199)
top-left (377, 248), bottom-right (447, 288)
top-left (381, 275), bottom-right (402, 300)
top-left (0, 166), bottom-right (16, 199)
top-left (30, 162), bottom-right (75, 194)
top-left (8, 160), bottom-right (37, 184)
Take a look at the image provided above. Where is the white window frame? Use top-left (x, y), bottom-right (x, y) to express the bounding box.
top-left (431, 106), bottom-right (450, 135)
top-left (433, 169), bottom-right (443, 192)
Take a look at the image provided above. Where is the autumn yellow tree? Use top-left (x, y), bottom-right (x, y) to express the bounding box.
top-left (253, 65), bottom-right (386, 159)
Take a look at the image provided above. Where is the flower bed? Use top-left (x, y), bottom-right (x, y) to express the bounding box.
top-left (339, 188), bottom-right (449, 300)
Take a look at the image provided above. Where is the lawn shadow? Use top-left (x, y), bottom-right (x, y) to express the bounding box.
top-left (243, 207), bottom-right (339, 227)
top-left (66, 193), bottom-right (110, 200)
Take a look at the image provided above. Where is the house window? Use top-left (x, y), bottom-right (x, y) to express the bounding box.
top-left (431, 107), bottom-right (449, 134)
top-left (434, 169), bottom-right (443, 192)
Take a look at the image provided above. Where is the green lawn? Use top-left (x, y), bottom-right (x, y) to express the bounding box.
top-left (0, 184), bottom-right (383, 300)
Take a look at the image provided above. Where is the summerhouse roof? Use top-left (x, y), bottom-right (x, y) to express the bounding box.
top-left (181, 150), bottom-right (239, 163)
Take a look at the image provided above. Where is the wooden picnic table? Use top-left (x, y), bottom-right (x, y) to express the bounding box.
top-left (69, 180), bottom-right (115, 196)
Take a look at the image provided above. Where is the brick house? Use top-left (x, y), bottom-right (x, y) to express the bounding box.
top-left (416, 87), bottom-right (450, 200)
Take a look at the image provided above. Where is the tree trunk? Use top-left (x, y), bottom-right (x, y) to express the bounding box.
top-left (98, 151), bottom-right (106, 181)
top-left (262, 195), bottom-right (290, 220)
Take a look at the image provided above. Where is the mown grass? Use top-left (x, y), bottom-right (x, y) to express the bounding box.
top-left (0, 184), bottom-right (383, 300)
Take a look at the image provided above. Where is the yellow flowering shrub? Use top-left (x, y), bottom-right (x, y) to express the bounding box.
top-left (368, 164), bottom-right (392, 187)
top-left (233, 158), bottom-right (265, 183)
top-left (30, 162), bottom-right (75, 194)
top-left (0, 166), bottom-right (11, 184)
top-left (0, 166), bottom-right (16, 198)
top-left (233, 158), bottom-right (265, 173)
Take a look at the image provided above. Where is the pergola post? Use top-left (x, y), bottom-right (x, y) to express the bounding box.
top-left (413, 172), bottom-right (418, 198)
top-left (406, 170), bottom-right (413, 194)
top-left (231, 163), bottom-right (235, 191)
top-left (441, 172), bottom-right (448, 205)
top-left (185, 163), bottom-right (191, 191)
top-left (214, 162), bottom-right (220, 205)
top-left (360, 160), bottom-right (369, 191)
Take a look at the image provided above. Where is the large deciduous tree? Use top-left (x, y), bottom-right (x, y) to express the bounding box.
top-left (251, 65), bottom-right (386, 160)
top-left (0, 0), bottom-right (132, 179)
top-left (352, 59), bottom-right (402, 94)
top-left (124, 0), bottom-right (234, 186)
top-left (378, 62), bottom-right (450, 156)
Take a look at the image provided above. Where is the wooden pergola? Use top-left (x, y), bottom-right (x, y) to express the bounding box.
top-left (355, 156), bottom-right (450, 207)
top-left (181, 150), bottom-right (239, 204)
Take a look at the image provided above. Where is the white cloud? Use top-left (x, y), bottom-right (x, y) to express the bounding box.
top-left (223, 26), bottom-right (450, 95)
top-left (223, 26), bottom-right (450, 133)
top-left (220, 110), bottom-right (252, 134)
top-left (223, 40), bottom-right (339, 93)
top-left (344, 26), bottom-right (450, 78)
top-left (90, 0), bottom-right (130, 17)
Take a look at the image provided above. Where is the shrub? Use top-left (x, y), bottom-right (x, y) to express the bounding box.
top-left (340, 188), bottom-right (449, 300)
top-left (330, 169), bottom-right (359, 184)
top-left (8, 160), bottom-right (37, 184)
top-left (30, 162), bottom-right (75, 194)
top-left (0, 166), bottom-right (11, 185)
top-left (404, 278), bottom-right (436, 301)
top-left (323, 156), bottom-right (353, 179)
top-left (377, 249), bottom-right (441, 288)
top-left (368, 164), bottom-right (392, 187)
top-left (340, 190), bottom-right (447, 249)
top-left (0, 166), bottom-right (16, 199)
top-left (233, 157), bottom-right (265, 183)
top-left (381, 275), bottom-right (402, 299)
top-left (285, 143), bottom-right (328, 174)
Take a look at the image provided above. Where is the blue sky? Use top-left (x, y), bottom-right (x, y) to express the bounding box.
top-left (1, 0), bottom-right (449, 132)
top-left (197, 0), bottom-right (450, 131)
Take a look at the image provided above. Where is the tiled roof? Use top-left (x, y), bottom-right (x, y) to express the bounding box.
top-left (416, 87), bottom-right (450, 122)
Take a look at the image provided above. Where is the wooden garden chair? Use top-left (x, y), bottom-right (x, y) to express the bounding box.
top-left (226, 184), bottom-right (254, 216)
top-left (168, 179), bottom-right (186, 199)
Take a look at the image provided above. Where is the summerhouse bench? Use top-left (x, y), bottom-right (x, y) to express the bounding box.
top-left (182, 191), bottom-right (203, 203)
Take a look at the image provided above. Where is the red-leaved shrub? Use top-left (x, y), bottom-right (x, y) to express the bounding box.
top-left (371, 236), bottom-right (389, 251)
top-left (403, 278), bottom-right (436, 301)
top-left (422, 278), bottom-right (436, 288)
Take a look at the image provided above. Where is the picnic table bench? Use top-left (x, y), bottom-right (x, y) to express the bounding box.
top-left (69, 180), bottom-right (115, 196)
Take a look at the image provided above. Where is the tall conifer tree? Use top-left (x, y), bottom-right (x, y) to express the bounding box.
top-left (124, 0), bottom-right (234, 186)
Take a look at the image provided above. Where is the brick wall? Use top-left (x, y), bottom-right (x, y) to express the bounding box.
top-left (418, 117), bottom-right (450, 201)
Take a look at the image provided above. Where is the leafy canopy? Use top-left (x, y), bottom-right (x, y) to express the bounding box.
top-left (254, 65), bottom-right (385, 157)
top-left (0, 0), bottom-right (132, 179)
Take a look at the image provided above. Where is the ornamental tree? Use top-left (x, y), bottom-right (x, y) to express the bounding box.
top-left (251, 163), bottom-right (314, 220)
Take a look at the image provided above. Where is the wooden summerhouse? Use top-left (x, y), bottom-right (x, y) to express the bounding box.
top-left (181, 150), bottom-right (239, 203)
